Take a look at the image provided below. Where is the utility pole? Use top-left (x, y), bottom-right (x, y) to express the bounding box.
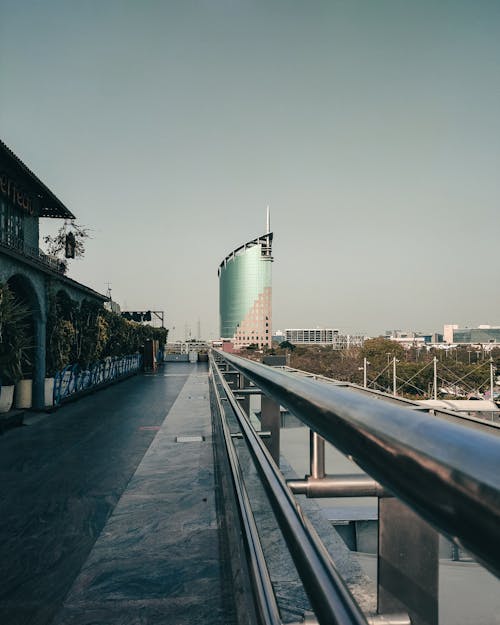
top-left (490, 357), bottom-right (495, 402)
top-left (433, 356), bottom-right (438, 401)
top-left (363, 357), bottom-right (368, 388)
top-left (393, 356), bottom-right (397, 397)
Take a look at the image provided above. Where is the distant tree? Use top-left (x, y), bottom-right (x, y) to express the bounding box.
top-left (362, 337), bottom-right (405, 368)
top-left (279, 340), bottom-right (296, 351)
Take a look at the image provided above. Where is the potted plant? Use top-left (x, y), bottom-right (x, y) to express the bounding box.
top-left (0, 284), bottom-right (31, 412)
top-left (46, 295), bottom-right (77, 407)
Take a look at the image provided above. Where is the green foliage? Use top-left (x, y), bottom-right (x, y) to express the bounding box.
top-left (46, 293), bottom-right (169, 373)
top-left (46, 292), bottom-right (78, 375)
top-left (265, 340), bottom-right (494, 399)
top-left (362, 337), bottom-right (405, 367)
top-left (279, 340), bottom-right (296, 351)
top-left (0, 284), bottom-right (32, 384)
top-left (43, 222), bottom-right (91, 273)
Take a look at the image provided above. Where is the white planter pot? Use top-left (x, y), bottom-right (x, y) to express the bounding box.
top-left (15, 379), bottom-right (32, 409)
top-left (44, 377), bottom-right (55, 407)
top-left (0, 385), bottom-right (15, 413)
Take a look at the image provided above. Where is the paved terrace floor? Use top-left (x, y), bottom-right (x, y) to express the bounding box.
top-left (0, 363), bottom-right (231, 625)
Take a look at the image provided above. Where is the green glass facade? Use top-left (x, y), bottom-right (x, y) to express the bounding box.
top-left (219, 233), bottom-right (273, 348)
top-left (453, 328), bottom-right (500, 344)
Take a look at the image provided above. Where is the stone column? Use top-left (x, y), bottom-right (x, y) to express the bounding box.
top-left (32, 317), bottom-right (46, 410)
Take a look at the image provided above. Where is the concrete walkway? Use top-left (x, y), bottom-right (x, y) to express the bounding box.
top-left (0, 363), bottom-right (228, 625)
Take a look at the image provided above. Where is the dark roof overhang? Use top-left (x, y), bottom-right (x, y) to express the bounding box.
top-left (0, 140), bottom-right (76, 219)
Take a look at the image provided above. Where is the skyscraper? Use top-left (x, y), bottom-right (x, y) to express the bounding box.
top-left (218, 211), bottom-right (273, 349)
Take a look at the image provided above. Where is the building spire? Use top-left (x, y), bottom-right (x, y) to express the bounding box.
top-left (266, 205), bottom-right (270, 233)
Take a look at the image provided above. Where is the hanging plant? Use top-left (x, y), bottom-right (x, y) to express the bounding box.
top-left (43, 221), bottom-right (91, 271)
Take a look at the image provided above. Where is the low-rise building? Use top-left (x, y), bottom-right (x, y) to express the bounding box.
top-left (0, 140), bottom-right (106, 408)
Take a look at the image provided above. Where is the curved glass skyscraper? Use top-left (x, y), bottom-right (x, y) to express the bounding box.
top-left (218, 229), bottom-right (273, 349)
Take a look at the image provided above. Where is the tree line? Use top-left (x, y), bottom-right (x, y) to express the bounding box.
top-left (263, 337), bottom-right (500, 398)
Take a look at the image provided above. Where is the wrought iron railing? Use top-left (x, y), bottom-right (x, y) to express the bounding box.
top-left (0, 236), bottom-right (65, 272)
top-left (210, 349), bottom-right (500, 625)
top-left (53, 354), bottom-right (142, 405)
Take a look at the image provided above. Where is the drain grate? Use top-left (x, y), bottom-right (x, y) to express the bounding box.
top-left (176, 435), bottom-right (204, 443)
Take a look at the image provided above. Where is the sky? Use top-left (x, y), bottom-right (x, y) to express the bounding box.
top-left (1, 0), bottom-right (499, 340)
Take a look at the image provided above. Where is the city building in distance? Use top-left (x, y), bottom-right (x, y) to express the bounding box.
top-left (218, 210), bottom-right (273, 350)
top-left (444, 324), bottom-right (500, 346)
top-left (284, 328), bottom-right (365, 349)
top-left (385, 329), bottom-right (443, 348)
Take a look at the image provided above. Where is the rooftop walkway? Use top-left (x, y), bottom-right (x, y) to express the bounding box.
top-left (0, 363), bottom-right (230, 625)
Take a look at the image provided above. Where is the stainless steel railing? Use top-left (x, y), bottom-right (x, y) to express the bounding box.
top-left (210, 349), bottom-right (500, 625)
top-left (210, 353), bottom-right (369, 625)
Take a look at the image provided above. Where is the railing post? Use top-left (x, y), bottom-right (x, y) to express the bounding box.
top-left (260, 393), bottom-right (281, 464)
top-left (237, 374), bottom-right (250, 416)
top-left (309, 431), bottom-right (325, 479)
top-left (224, 371), bottom-right (239, 391)
top-left (378, 497), bottom-right (439, 625)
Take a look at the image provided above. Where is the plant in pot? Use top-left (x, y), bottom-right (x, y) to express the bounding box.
top-left (0, 284), bottom-right (31, 413)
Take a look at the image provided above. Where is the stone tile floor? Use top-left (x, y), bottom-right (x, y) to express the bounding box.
top-left (0, 363), bottom-right (229, 625)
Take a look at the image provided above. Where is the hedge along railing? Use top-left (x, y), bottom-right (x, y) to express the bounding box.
top-left (53, 354), bottom-right (142, 406)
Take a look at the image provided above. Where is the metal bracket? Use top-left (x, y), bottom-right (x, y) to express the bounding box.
top-left (289, 613), bottom-right (410, 625)
top-left (231, 430), bottom-right (271, 439)
top-left (287, 474), bottom-right (386, 498)
top-left (367, 614), bottom-right (411, 625)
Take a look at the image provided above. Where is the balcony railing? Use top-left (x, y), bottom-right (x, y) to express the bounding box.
top-left (210, 349), bottom-right (500, 625)
top-left (53, 354), bottom-right (142, 405)
top-left (0, 235), bottom-right (66, 272)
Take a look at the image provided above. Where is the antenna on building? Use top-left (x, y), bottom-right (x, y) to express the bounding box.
top-left (266, 205), bottom-right (270, 233)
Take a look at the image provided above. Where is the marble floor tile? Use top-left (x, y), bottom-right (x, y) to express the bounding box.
top-left (52, 365), bottom-right (229, 624)
top-left (0, 365), bottom-right (194, 625)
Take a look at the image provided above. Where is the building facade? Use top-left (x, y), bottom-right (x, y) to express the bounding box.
top-left (444, 324), bottom-right (500, 345)
top-left (218, 231), bottom-right (273, 349)
top-left (284, 328), bottom-right (364, 349)
top-left (285, 328), bottom-right (336, 345)
top-left (0, 140), bottom-right (106, 408)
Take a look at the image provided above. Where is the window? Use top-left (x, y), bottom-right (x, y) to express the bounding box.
top-left (0, 200), bottom-right (24, 250)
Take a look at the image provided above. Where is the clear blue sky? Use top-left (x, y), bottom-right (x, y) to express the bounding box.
top-left (1, 0), bottom-right (499, 340)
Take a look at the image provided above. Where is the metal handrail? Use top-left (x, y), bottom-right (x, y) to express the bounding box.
top-left (215, 350), bottom-right (500, 579)
top-left (211, 353), bottom-right (368, 625)
top-left (211, 372), bottom-right (282, 625)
